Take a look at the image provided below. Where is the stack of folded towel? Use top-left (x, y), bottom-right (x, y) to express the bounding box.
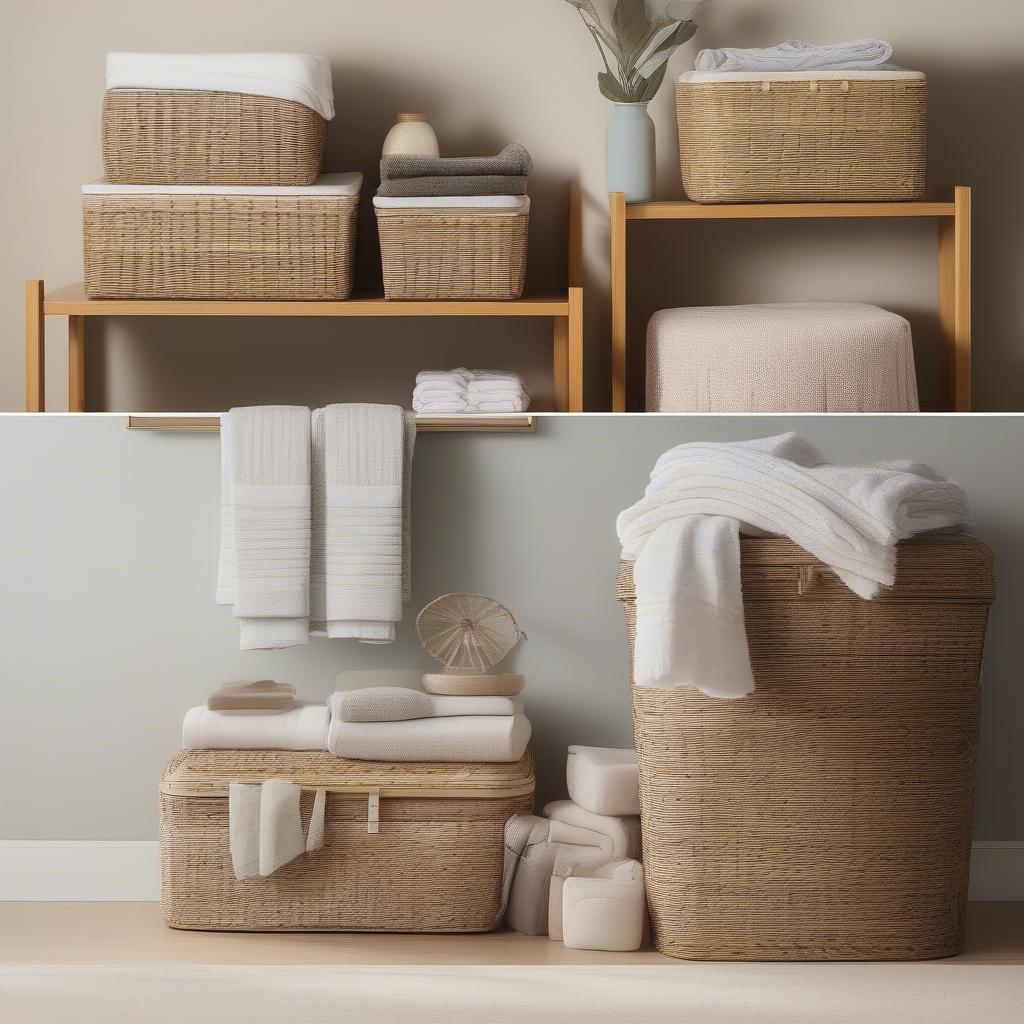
top-left (412, 368), bottom-right (531, 415)
top-left (183, 689), bottom-right (330, 752)
top-left (694, 38), bottom-right (896, 73)
top-left (376, 144), bottom-right (532, 199)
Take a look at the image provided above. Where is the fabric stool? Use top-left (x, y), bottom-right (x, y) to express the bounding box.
top-left (646, 302), bottom-right (919, 412)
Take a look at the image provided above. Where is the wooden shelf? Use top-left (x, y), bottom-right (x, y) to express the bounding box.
top-left (610, 188), bottom-right (972, 413)
top-left (125, 414), bottom-right (536, 434)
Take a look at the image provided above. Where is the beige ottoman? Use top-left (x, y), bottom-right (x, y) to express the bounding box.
top-left (646, 302), bottom-right (919, 412)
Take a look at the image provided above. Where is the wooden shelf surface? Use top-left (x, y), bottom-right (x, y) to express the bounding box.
top-left (125, 414), bottom-right (536, 434)
top-left (626, 199), bottom-right (957, 221)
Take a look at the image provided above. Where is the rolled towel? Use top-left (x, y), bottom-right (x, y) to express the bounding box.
top-left (380, 144), bottom-right (533, 181)
top-left (331, 687), bottom-right (517, 723)
top-left (543, 800), bottom-right (641, 861)
top-left (183, 704), bottom-right (330, 751)
top-left (208, 680), bottom-right (295, 713)
top-left (566, 746), bottom-right (640, 816)
top-left (562, 860), bottom-right (646, 952)
top-left (694, 38), bottom-right (893, 74)
top-left (376, 175), bottom-right (528, 198)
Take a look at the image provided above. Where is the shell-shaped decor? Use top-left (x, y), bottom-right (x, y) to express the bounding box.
top-left (416, 593), bottom-right (525, 673)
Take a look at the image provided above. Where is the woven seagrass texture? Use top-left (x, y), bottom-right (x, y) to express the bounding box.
top-left (617, 536), bottom-right (994, 961)
top-left (102, 90), bottom-right (326, 186)
top-left (83, 193), bottom-right (358, 299)
top-left (376, 208), bottom-right (528, 300)
top-left (675, 79), bottom-right (927, 202)
top-left (160, 751), bottom-right (534, 932)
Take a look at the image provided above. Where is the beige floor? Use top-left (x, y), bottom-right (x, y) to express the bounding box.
top-left (2, 901), bottom-right (1022, 966)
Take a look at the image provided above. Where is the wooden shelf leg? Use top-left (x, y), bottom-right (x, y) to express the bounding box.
top-left (68, 315), bottom-right (86, 412)
top-left (25, 280), bottom-right (44, 412)
top-left (938, 186), bottom-right (972, 412)
top-left (553, 316), bottom-right (569, 413)
top-left (568, 285), bottom-right (584, 412)
top-left (609, 192), bottom-right (627, 412)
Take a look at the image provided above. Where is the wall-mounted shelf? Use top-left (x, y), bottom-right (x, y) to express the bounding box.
top-left (26, 185), bottom-right (584, 414)
top-left (125, 414), bottom-right (536, 434)
top-left (610, 187), bottom-right (971, 413)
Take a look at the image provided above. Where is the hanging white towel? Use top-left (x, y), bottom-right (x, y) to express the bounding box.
top-left (694, 38), bottom-right (894, 73)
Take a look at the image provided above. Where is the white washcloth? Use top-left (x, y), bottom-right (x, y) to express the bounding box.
top-left (216, 406), bottom-right (311, 650)
top-left (616, 433), bottom-right (970, 698)
top-left (182, 704), bottom-right (330, 751)
top-left (544, 801), bottom-right (641, 861)
top-left (412, 368), bottom-right (530, 415)
top-left (106, 52), bottom-right (335, 119)
top-left (331, 687), bottom-right (516, 722)
top-left (694, 38), bottom-right (893, 73)
top-left (566, 746), bottom-right (640, 817)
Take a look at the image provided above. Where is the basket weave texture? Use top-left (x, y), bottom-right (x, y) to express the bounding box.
top-left (376, 208), bottom-right (528, 300)
top-left (83, 193), bottom-right (358, 300)
top-left (159, 749), bottom-right (534, 932)
top-left (617, 536), bottom-right (994, 961)
top-left (102, 90), bottom-right (326, 186)
top-left (675, 78), bottom-right (927, 202)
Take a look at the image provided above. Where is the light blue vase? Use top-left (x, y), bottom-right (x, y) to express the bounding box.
top-left (605, 102), bottom-right (656, 202)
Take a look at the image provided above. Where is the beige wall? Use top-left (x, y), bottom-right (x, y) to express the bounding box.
top-left (2, 0), bottom-right (1023, 411)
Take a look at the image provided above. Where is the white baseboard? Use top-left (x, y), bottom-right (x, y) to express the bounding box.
top-left (0, 840), bottom-right (1021, 901)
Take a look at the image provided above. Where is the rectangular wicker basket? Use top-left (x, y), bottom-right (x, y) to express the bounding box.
top-left (82, 175), bottom-right (360, 300)
top-left (102, 89), bottom-right (327, 186)
top-left (676, 70), bottom-right (927, 203)
top-left (376, 206), bottom-right (528, 300)
top-left (617, 536), bottom-right (995, 961)
top-left (160, 749), bottom-right (535, 932)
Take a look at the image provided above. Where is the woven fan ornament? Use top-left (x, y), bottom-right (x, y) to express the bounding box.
top-left (416, 594), bottom-right (525, 673)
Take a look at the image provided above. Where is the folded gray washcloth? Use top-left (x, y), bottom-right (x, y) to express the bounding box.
top-left (376, 175), bottom-right (529, 198)
top-left (380, 143), bottom-right (533, 181)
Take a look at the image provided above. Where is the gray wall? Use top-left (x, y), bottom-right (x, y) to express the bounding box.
top-left (3, 0), bottom-right (1024, 412)
top-left (1, 413), bottom-right (1023, 840)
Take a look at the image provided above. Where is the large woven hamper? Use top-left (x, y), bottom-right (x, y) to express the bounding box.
top-left (82, 173), bottom-right (360, 300)
top-left (617, 536), bottom-right (994, 961)
top-left (375, 204), bottom-right (528, 300)
top-left (676, 70), bottom-right (927, 203)
top-left (160, 749), bottom-right (534, 932)
top-left (102, 90), bottom-right (326, 186)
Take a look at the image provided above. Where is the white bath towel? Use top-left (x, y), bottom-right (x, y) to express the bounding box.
top-left (616, 433), bottom-right (970, 698)
top-left (544, 801), bottom-right (641, 861)
top-left (694, 38), bottom-right (893, 73)
top-left (182, 704), bottom-right (330, 751)
top-left (566, 746), bottom-right (640, 817)
top-left (327, 713), bottom-right (531, 763)
top-left (309, 405), bottom-right (412, 643)
top-left (331, 687), bottom-right (517, 722)
top-left (412, 368), bottom-right (530, 415)
top-left (217, 406), bottom-right (312, 650)
top-left (106, 52), bottom-right (335, 119)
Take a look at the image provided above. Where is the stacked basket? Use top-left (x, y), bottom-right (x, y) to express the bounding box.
top-left (84, 52), bottom-right (360, 299)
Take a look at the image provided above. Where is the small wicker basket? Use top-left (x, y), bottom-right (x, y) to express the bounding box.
top-left (102, 89), bottom-right (327, 186)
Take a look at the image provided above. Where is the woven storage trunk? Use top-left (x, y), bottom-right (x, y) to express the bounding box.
top-left (102, 90), bottom-right (326, 186)
top-left (376, 207), bottom-right (528, 300)
top-left (676, 70), bottom-right (927, 203)
top-left (82, 174), bottom-right (359, 300)
top-left (160, 749), bottom-right (535, 932)
top-left (617, 536), bottom-right (994, 961)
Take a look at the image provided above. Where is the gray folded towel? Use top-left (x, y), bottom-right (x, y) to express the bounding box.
top-left (376, 175), bottom-right (529, 198)
top-left (380, 143), bottom-right (533, 181)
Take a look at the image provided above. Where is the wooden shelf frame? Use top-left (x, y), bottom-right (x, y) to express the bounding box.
top-left (610, 187), bottom-right (972, 413)
top-left (125, 414), bottom-right (536, 434)
top-left (26, 185), bottom-right (584, 414)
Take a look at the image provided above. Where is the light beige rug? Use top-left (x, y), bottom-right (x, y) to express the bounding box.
top-left (2, 964), bottom-right (1023, 1023)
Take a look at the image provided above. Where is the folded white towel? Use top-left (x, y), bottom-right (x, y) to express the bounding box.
top-left (543, 801), bottom-right (641, 861)
top-left (217, 406), bottom-right (311, 650)
top-left (373, 195), bottom-right (530, 209)
top-left (182, 704), bottom-right (330, 751)
top-left (561, 860), bottom-right (646, 952)
top-left (331, 687), bottom-right (517, 722)
top-left (106, 51), bottom-right (335, 119)
top-left (617, 432), bottom-right (970, 698)
top-left (566, 746), bottom-right (640, 817)
top-left (412, 368), bottom-right (530, 415)
top-left (694, 38), bottom-right (893, 73)
top-left (547, 819), bottom-right (615, 860)
top-left (83, 173), bottom-right (361, 198)
top-left (327, 713), bottom-right (531, 762)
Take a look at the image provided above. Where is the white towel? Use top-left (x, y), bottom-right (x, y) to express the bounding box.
top-left (182, 704), bottom-right (330, 751)
top-left (217, 406), bottom-right (311, 650)
top-left (106, 52), bottom-right (335, 119)
top-left (331, 687), bottom-right (517, 722)
top-left (566, 746), bottom-right (640, 817)
top-left (561, 860), bottom-right (646, 952)
top-left (543, 801), bottom-right (641, 861)
top-left (412, 368), bottom-right (530, 415)
top-left (694, 38), bottom-right (894, 73)
top-left (616, 433), bottom-right (970, 698)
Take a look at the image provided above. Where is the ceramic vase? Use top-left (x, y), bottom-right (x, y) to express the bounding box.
top-left (382, 113), bottom-right (440, 158)
top-left (605, 102), bottom-right (655, 202)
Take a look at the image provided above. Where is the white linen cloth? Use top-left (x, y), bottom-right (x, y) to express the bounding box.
top-left (616, 433), bottom-right (970, 698)
top-left (543, 801), bottom-right (641, 861)
top-left (106, 52), bottom-right (335, 119)
top-left (561, 861), bottom-right (646, 952)
top-left (182, 704), bottom-right (330, 751)
top-left (216, 406), bottom-right (311, 650)
top-left (332, 687), bottom-right (517, 722)
top-left (83, 173), bottom-right (361, 197)
top-left (566, 746), bottom-right (640, 817)
top-left (694, 38), bottom-right (893, 73)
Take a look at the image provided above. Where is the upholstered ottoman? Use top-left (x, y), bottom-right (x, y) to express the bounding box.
top-left (646, 302), bottom-right (919, 412)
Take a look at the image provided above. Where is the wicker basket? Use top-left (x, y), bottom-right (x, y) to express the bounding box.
top-left (102, 89), bottom-right (326, 186)
top-left (82, 175), bottom-right (360, 300)
top-left (376, 206), bottom-right (528, 300)
top-left (160, 749), bottom-right (535, 931)
top-left (676, 70), bottom-right (927, 203)
top-left (617, 536), bottom-right (994, 961)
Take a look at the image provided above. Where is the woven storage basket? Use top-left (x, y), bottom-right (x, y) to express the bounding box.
top-left (675, 70), bottom-right (927, 203)
top-left (102, 90), bottom-right (326, 186)
top-left (160, 749), bottom-right (534, 932)
top-left (376, 206), bottom-right (528, 300)
top-left (82, 175), bottom-right (359, 300)
top-left (617, 536), bottom-right (994, 961)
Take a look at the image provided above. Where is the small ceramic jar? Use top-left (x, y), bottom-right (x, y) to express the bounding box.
top-left (382, 113), bottom-right (440, 158)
